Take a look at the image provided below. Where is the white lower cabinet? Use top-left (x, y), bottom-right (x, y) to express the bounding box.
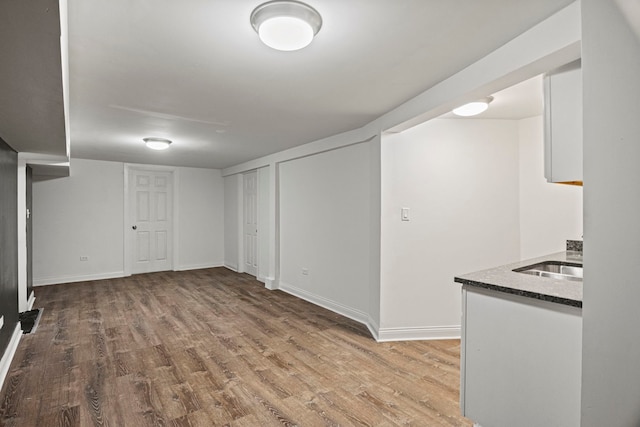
top-left (460, 287), bottom-right (582, 427)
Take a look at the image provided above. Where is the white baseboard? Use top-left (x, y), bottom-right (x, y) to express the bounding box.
top-left (34, 270), bottom-right (125, 286)
top-left (35, 264), bottom-right (229, 285)
top-left (27, 291), bottom-right (36, 310)
top-left (276, 282), bottom-right (459, 342)
top-left (258, 276), bottom-right (277, 290)
top-left (224, 263), bottom-right (238, 272)
top-left (366, 315), bottom-right (381, 341)
top-left (175, 262), bottom-right (224, 271)
top-left (0, 324), bottom-right (22, 393)
top-left (279, 281), bottom-right (369, 327)
top-left (376, 325), bottom-right (461, 342)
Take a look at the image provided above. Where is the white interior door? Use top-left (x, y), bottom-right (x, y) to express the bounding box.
top-left (129, 169), bottom-right (173, 274)
top-left (243, 171), bottom-right (258, 276)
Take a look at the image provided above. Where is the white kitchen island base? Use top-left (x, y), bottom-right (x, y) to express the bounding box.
top-left (461, 286), bottom-right (582, 427)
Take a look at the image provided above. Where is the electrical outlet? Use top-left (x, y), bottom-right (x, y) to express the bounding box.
top-left (302, 268), bottom-right (309, 275)
top-left (80, 256), bottom-right (89, 261)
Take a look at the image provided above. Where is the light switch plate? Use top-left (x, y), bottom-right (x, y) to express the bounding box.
top-left (401, 207), bottom-right (410, 221)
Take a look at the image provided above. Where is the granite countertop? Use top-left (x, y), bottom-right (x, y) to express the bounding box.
top-left (454, 251), bottom-right (583, 308)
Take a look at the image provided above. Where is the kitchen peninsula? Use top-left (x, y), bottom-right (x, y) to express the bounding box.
top-left (455, 246), bottom-right (583, 427)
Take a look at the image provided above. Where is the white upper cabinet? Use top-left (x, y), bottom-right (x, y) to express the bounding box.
top-left (544, 60), bottom-right (582, 184)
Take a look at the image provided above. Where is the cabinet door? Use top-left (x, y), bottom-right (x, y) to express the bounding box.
top-left (461, 287), bottom-right (582, 427)
top-left (544, 60), bottom-right (582, 184)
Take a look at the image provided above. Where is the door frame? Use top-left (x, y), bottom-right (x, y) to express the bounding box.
top-left (123, 164), bottom-right (179, 276)
top-left (25, 165), bottom-right (33, 304)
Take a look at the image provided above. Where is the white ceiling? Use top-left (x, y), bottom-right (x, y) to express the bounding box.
top-left (2, 1), bottom-right (573, 169)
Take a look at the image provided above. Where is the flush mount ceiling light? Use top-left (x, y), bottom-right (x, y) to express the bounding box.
top-left (250, 0), bottom-right (322, 51)
top-left (452, 96), bottom-right (494, 117)
top-left (143, 137), bottom-right (172, 150)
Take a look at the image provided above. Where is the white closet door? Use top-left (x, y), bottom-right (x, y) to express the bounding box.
top-left (243, 171), bottom-right (258, 276)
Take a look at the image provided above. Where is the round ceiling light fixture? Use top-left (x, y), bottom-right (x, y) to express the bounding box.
top-left (143, 137), bottom-right (172, 150)
top-left (250, 0), bottom-right (322, 51)
top-left (452, 96), bottom-right (494, 117)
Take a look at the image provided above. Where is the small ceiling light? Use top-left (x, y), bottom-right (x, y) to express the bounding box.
top-left (452, 96), bottom-right (494, 117)
top-left (143, 137), bottom-right (172, 150)
top-left (250, 0), bottom-right (322, 51)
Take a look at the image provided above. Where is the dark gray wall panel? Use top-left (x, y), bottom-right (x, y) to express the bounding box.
top-left (0, 137), bottom-right (18, 357)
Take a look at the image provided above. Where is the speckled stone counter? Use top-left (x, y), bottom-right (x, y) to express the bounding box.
top-left (454, 251), bottom-right (583, 307)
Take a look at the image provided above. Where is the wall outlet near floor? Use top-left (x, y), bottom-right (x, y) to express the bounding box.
top-left (302, 268), bottom-right (309, 275)
top-left (80, 256), bottom-right (89, 261)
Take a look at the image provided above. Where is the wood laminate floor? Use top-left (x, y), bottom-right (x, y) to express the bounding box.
top-left (0, 268), bottom-right (473, 426)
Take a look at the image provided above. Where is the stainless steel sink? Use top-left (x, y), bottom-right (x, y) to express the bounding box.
top-left (513, 261), bottom-right (583, 282)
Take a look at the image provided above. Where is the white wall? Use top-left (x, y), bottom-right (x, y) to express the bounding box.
top-left (378, 116), bottom-right (583, 340)
top-left (223, 174), bottom-right (241, 271)
top-left (176, 167), bottom-right (225, 270)
top-left (380, 119), bottom-right (521, 340)
top-left (518, 116), bottom-right (583, 259)
top-left (279, 142), bottom-right (372, 322)
top-left (581, 1), bottom-right (640, 425)
top-left (368, 135), bottom-right (382, 332)
top-left (257, 166), bottom-right (271, 283)
top-left (33, 158), bottom-right (224, 285)
top-left (33, 159), bottom-right (125, 283)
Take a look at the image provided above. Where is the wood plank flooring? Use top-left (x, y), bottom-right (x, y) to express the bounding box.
top-left (0, 268), bottom-right (472, 426)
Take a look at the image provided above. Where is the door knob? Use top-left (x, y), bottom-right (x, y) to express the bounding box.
top-left (132, 225), bottom-right (137, 230)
